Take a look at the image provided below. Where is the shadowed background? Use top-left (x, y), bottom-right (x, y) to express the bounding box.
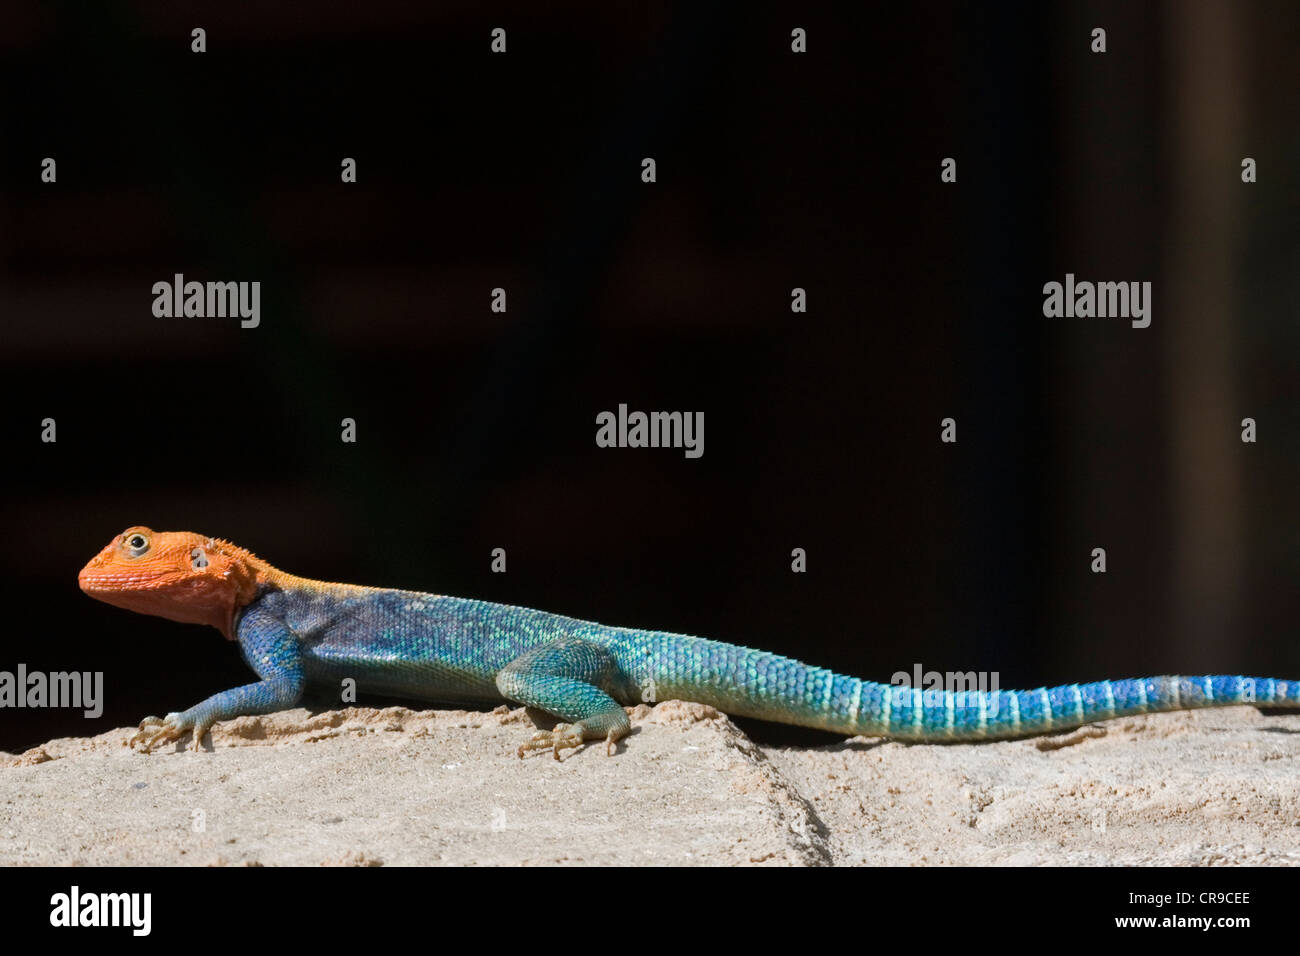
top-left (1, 0), bottom-right (1297, 751)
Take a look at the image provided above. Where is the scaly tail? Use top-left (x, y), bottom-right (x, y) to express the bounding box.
top-left (843, 675), bottom-right (1300, 740)
top-left (638, 635), bottom-right (1300, 740)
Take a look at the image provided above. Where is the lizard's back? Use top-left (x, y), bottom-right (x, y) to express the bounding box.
top-left (250, 583), bottom-right (587, 704)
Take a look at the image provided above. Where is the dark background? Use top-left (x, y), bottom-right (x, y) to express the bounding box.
top-left (1, 1), bottom-right (1297, 752)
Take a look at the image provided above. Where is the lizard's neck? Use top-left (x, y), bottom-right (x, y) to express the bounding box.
top-left (224, 558), bottom-right (378, 635)
top-left (203, 545), bottom-right (303, 639)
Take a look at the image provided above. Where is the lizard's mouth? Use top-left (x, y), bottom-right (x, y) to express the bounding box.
top-left (77, 569), bottom-right (172, 594)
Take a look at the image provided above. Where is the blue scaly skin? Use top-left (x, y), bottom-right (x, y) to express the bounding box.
top-left (77, 527), bottom-right (1300, 758)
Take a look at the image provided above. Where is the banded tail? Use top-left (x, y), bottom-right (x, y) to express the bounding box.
top-left (650, 637), bottom-right (1300, 740)
top-left (834, 675), bottom-right (1300, 740)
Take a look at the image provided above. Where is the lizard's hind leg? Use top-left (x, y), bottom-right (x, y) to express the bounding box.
top-left (495, 638), bottom-right (632, 759)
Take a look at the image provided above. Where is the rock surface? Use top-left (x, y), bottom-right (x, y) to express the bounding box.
top-left (2, 702), bottom-right (1297, 865)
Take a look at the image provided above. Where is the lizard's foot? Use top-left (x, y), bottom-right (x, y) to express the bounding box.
top-left (517, 723), bottom-right (586, 761)
top-left (128, 712), bottom-right (201, 752)
top-left (516, 724), bottom-right (623, 760)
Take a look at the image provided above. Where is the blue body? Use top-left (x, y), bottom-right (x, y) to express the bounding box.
top-left (150, 579), bottom-right (1300, 745)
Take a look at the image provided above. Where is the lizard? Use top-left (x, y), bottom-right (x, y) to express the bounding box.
top-left (78, 526), bottom-right (1300, 758)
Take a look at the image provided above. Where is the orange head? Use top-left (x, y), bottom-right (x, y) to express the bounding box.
top-left (78, 527), bottom-right (271, 638)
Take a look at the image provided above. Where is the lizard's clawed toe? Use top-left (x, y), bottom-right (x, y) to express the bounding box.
top-left (128, 713), bottom-right (192, 752)
top-left (128, 716), bottom-right (164, 750)
top-left (516, 723), bottom-right (586, 760)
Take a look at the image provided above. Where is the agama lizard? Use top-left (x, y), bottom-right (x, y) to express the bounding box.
top-left (78, 527), bottom-right (1300, 757)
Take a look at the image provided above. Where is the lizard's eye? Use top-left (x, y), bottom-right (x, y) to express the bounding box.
top-left (124, 533), bottom-right (150, 556)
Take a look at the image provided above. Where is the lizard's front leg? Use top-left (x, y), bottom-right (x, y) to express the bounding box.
top-left (131, 608), bottom-right (304, 752)
top-left (495, 638), bottom-right (632, 759)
